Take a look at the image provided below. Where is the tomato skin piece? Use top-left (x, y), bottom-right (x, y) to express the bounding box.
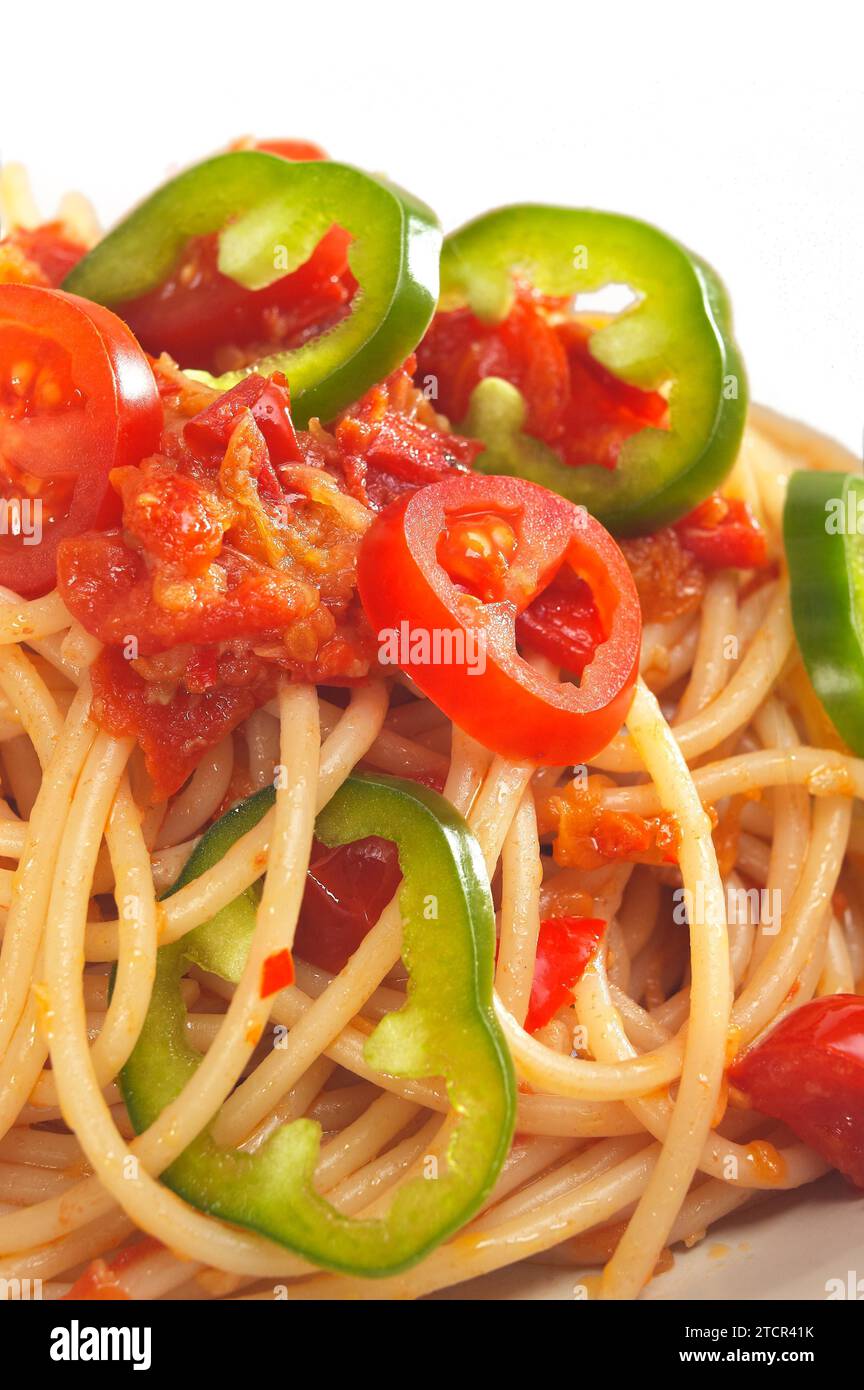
top-left (183, 371), bottom-right (301, 469)
top-left (91, 648), bottom-right (272, 802)
top-left (294, 835), bottom-right (401, 974)
top-left (0, 285), bottom-right (162, 596)
top-left (57, 534), bottom-right (314, 656)
top-left (524, 915), bottom-right (606, 1034)
top-left (675, 494), bottom-right (767, 570)
top-left (515, 570), bottom-right (605, 677)
top-left (358, 475), bottom-right (641, 766)
top-left (729, 995), bottom-right (864, 1188)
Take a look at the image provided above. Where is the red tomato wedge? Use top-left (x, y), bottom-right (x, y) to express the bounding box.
top-left (0, 285), bottom-right (161, 596)
top-left (730, 994), bottom-right (864, 1188)
top-left (357, 475), bottom-right (641, 766)
top-left (525, 915), bottom-right (606, 1034)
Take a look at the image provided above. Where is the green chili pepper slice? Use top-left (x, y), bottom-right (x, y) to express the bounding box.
top-left (784, 469), bottom-right (864, 755)
top-left (63, 151), bottom-right (441, 427)
top-left (120, 772), bottom-right (515, 1277)
top-left (438, 205), bottom-right (747, 533)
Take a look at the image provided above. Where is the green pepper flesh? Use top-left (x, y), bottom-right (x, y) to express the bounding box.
top-left (120, 772), bottom-right (515, 1277)
top-left (439, 205), bottom-right (747, 533)
top-left (64, 152), bottom-right (441, 427)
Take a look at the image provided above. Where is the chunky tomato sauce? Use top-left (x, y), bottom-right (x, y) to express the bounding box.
top-left (416, 286), bottom-right (669, 469)
top-left (55, 357), bottom-right (479, 797)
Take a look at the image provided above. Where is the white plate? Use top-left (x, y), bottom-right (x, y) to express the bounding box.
top-left (429, 1175), bottom-right (864, 1300)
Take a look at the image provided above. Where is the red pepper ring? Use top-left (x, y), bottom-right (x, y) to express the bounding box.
top-left (357, 474), bottom-right (641, 765)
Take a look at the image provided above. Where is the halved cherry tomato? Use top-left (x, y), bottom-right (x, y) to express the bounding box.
top-left (730, 994), bottom-right (864, 1188)
top-left (0, 284), bottom-right (162, 597)
top-left (294, 835), bottom-right (401, 974)
top-left (358, 475), bottom-right (641, 766)
top-left (524, 915), bottom-right (606, 1034)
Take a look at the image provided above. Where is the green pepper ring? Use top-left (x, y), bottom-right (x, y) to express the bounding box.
top-left (64, 151), bottom-right (442, 428)
top-left (784, 469), bottom-right (864, 756)
top-left (439, 204), bottom-right (748, 534)
top-left (119, 772), bottom-right (516, 1277)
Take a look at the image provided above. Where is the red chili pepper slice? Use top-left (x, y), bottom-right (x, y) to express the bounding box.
top-left (524, 915), bottom-right (607, 1034)
top-left (261, 947), bottom-right (296, 998)
top-left (357, 474), bottom-right (641, 766)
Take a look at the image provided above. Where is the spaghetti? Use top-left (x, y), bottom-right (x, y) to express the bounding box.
top-left (0, 151), bottom-right (861, 1303)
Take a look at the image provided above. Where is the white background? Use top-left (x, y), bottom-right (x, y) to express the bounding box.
top-left (2, 0), bottom-right (861, 452)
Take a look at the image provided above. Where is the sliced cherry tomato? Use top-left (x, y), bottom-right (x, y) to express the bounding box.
top-left (183, 371), bottom-right (302, 469)
top-left (0, 285), bottom-right (162, 596)
top-left (675, 493), bottom-right (767, 570)
top-left (294, 835), bottom-right (401, 974)
top-left (524, 915), bottom-right (606, 1034)
top-left (358, 474), bottom-right (641, 766)
top-left (730, 995), bottom-right (864, 1188)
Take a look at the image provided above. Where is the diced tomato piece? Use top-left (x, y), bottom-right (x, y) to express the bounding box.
top-left (415, 288), bottom-right (667, 470)
top-left (556, 319), bottom-right (668, 470)
top-left (333, 362), bottom-right (482, 511)
top-left (416, 289), bottom-right (570, 441)
top-left (524, 916), bottom-right (607, 1034)
top-left (730, 994), bottom-right (864, 1188)
top-left (57, 534), bottom-right (314, 655)
top-left (184, 371), bottom-right (302, 470)
top-left (293, 835), bottom-right (401, 974)
top-left (0, 223), bottom-right (87, 288)
top-left (549, 780), bottom-right (679, 869)
top-left (675, 494), bottom-right (768, 570)
top-left (515, 569), bottom-right (606, 676)
top-left (91, 648), bottom-right (273, 801)
top-left (63, 1237), bottom-right (162, 1300)
top-left (254, 138), bottom-right (328, 161)
top-left (63, 1259), bottom-right (130, 1301)
top-left (118, 226), bottom-right (355, 376)
top-left (620, 527), bottom-right (706, 624)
